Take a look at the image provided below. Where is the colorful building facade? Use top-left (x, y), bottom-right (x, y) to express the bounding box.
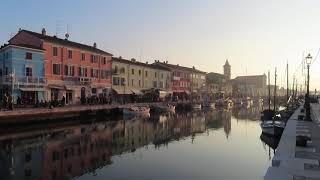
top-left (9, 28), bottom-right (113, 104)
top-left (0, 44), bottom-right (46, 103)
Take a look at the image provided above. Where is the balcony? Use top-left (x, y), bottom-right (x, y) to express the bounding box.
top-left (2, 75), bottom-right (46, 86)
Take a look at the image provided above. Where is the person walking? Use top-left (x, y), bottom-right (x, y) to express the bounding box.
top-left (3, 93), bottom-right (8, 109)
top-left (8, 94), bottom-right (13, 110)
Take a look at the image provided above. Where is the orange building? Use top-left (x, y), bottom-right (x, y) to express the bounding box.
top-left (9, 28), bottom-right (113, 104)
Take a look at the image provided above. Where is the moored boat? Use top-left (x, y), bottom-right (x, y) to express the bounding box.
top-left (151, 104), bottom-right (175, 113)
top-left (202, 102), bottom-right (215, 109)
top-left (123, 106), bottom-right (150, 116)
top-left (260, 120), bottom-right (285, 137)
top-left (192, 103), bottom-right (202, 110)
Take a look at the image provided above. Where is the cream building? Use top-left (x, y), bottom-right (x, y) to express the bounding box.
top-left (111, 57), bottom-right (171, 95)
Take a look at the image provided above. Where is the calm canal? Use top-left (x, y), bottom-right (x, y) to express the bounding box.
top-left (0, 107), bottom-right (276, 180)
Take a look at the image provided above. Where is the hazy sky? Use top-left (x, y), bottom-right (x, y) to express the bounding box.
top-left (1, 0), bottom-right (320, 90)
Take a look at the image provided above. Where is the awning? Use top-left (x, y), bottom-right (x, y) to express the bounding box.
top-left (48, 84), bottom-right (66, 90)
top-left (112, 88), bottom-right (133, 95)
top-left (185, 90), bottom-right (191, 94)
top-left (159, 90), bottom-right (171, 98)
top-left (20, 87), bottom-right (46, 92)
top-left (131, 89), bottom-right (144, 96)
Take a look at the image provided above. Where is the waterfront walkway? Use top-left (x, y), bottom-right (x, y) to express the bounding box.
top-left (0, 102), bottom-right (168, 124)
top-left (264, 103), bottom-right (320, 180)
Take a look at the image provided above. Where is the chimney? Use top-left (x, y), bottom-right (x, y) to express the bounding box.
top-left (131, 58), bottom-right (136, 62)
top-left (18, 28), bottom-right (22, 32)
top-left (41, 28), bottom-right (46, 36)
top-left (146, 61), bottom-right (149, 64)
top-left (65, 33), bottom-right (69, 40)
top-left (93, 42), bottom-right (97, 48)
top-left (166, 61), bottom-right (168, 64)
top-left (119, 56), bottom-right (122, 59)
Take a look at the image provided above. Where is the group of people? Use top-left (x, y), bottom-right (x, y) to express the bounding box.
top-left (80, 94), bottom-right (113, 105)
top-left (2, 93), bottom-right (14, 110)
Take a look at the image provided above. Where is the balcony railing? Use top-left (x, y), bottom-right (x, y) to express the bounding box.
top-left (3, 75), bottom-right (46, 86)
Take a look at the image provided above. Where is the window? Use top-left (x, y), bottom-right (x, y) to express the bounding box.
top-left (161, 73), bottom-right (163, 78)
top-left (113, 77), bottom-right (120, 85)
top-left (153, 81), bottom-right (157, 88)
top-left (159, 81), bottom-right (164, 88)
top-left (79, 67), bottom-right (87, 77)
top-left (68, 50), bottom-right (73, 59)
top-left (26, 67), bottom-right (32, 77)
top-left (53, 47), bottom-right (58, 56)
top-left (81, 53), bottom-right (85, 61)
top-left (139, 80), bottom-right (141, 87)
top-left (138, 70), bottom-right (141, 76)
top-left (5, 67), bottom-right (8, 75)
top-left (64, 65), bottom-right (75, 76)
top-left (91, 68), bottom-right (99, 78)
top-left (25, 153), bottom-right (32, 163)
top-left (131, 69), bottom-right (134, 75)
top-left (155, 72), bottom-right (157, 78)
top-left (26, 52), bottom-right (32, 60)
top-left (131, 79), bottom-right (134, 86)
top-left (103, 57), bottom-right (106, 64)
top-left (145, 71), bottom-right (148, 77)
top-left (52, 151), bottom-right (60, 161)
top-left (53, 64), bottom-right (61, 75)
top-left (91, 54), bottom-right (97, 63)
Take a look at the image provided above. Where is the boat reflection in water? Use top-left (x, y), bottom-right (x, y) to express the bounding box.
top-left (0, 107), bottom-right (271, 180)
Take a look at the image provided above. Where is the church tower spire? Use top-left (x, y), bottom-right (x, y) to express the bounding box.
top-left (224, 59), bottom-right (231, 81)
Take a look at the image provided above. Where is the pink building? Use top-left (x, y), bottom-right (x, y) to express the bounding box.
top-left (9, 28), bottom-right (113, 104)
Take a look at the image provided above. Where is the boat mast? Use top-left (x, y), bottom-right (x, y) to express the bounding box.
top-left (268, 70), bottom-right (271, 110)
top-left (274, 68), bottom-right (277, 112)
top-left (286, 62), bottom-right (289, 107)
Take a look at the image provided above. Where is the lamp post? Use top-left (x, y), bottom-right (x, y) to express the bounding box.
top-left (305, 53), bottom-right (312, 121)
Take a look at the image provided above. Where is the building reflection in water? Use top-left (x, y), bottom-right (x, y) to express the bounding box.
top-left (0, 108), bottom-right (258, 180)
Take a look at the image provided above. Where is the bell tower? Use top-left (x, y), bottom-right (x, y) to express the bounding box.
top-left (224, 60), bottom-right (231, 81)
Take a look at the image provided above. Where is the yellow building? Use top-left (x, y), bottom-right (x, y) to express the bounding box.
top-left (111, 57), bottom-right (171, 96)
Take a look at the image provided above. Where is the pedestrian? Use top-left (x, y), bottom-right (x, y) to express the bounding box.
top-left (61, 96), bottom-right (66, 106)
top-left (3, 93), bottom-right (8, 109)
top-left (8, 94), bottom-right (13, 110)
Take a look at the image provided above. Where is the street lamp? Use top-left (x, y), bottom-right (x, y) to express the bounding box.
top-left (305, 53), bottom-right (312, 121)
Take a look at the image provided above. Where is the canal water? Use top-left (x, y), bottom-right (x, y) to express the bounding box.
top-left (0, 107), bottom-right (277, 180)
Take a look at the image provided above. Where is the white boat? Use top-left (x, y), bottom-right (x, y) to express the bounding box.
top-left (260, 120), bottom-right (285, 137)
top-left (202, 102), bottom-right (215, 109)
top-left (123, 106), bottom-right (150, 116)
top-left (192, 103), bottom-right (202, 110)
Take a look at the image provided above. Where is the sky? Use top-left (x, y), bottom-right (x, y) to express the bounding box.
top-left (1, 0), bottom-right (320, 90)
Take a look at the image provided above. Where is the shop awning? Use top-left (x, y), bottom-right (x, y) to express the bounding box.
top-left (112, 88), bottom-right (133, 95)
top-left (48, 84), bottom-right (66, 90)
top-left (20, 87), bottom-right (46, 92)
top-left (185, 90), bottom-right (191, 94)
top-left (159, 90), bottom-right (172, 98)
top-left (131, 89), bottom-right (144, 96)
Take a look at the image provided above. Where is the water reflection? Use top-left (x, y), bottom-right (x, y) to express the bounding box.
top-left (0, 107), bottom-right (271, 180)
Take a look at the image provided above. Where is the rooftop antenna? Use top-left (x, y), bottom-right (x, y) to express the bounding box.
top-left (65, 24), bottom-right (70, 40)
top-left (56, 19), bottom-right (64, 37)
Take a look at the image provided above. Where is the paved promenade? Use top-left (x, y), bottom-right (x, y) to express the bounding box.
top-left (0, 102), bottom-right (169, 124)
top-left (264, 103), bottom-right (320, 180)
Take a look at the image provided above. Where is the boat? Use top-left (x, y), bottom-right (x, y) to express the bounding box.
top-left (260, 133), bottom-right (281, 150)
top-left (261, 109), bottom-right (275, 121)
top-left (192, 103), bottom-right (202, 110)
top-left (123, 106), bottom-right (150, 116)
top-left (202, 102), bottom-right (215, 109)
top-left (151, 104), bottom-right (175, 113)
top-left (260, 120), bottom-right (285, 137)
top-left (260, 68), bottom-right (285, 137)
